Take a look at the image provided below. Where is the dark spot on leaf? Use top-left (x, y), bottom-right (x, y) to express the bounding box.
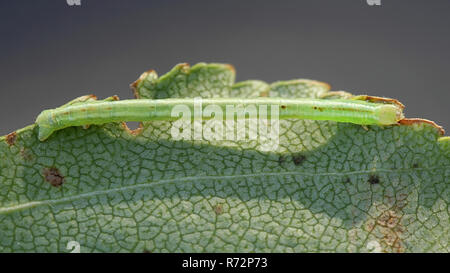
top-left (278, 155), bottom-right (286, 164)
top-left (5, 132), bottom-right (17, 146)
top-left (412, 163), bottom-right (419, 168)
top-left (344, 178), bottom-right (350, 183)
top-left (214, 204), bottom-right (223, 215)
top-left (393, 193), bottom-right (408, 211)
top-left (43, 167), bottom-right (64, 187)
top-left (281, 105), bottom-right (286, 109)
top-left (368, 175), bottom-right (380, 185)
top-left (292, 154), bottom-right (306, 166)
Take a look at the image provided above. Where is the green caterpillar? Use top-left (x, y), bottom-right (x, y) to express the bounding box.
top-left (35, 96), bottom-right (404, 141)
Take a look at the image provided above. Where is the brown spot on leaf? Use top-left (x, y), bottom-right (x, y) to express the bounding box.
top-left (368, 175), bottom-right (380, 185)
top-left (378, 211), bottom-right (400, 229)
top-left (398, 118), bottom-right (445, 136)
top-left (224, 63), bottom-right (236, 74)
top-left (412, 163), bottom-right (419, 168)
top-left (20, 148), bottom-right (33, 161)
top-left (43, 167), bottom-right (64, 187)
top-left (281, 105), bottom-right (286, 109)
top-left (292, 154), bottom-right (306, 166)
top-left (5, 132), bottom-right (17, 146)
top-left (214, 204), bottom-right (223, 215)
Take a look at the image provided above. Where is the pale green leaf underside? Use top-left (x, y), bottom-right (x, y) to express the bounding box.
top-left (0, 63), bottom-right (448, 253)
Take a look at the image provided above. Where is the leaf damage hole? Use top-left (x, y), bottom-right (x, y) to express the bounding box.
top-left (121, 122), bottom-right (143, 136)
top-left (313, 106), bottom-right (323, 112)
top-left (43, 167), bottom-right (64, 187)
top-left (398, 118), bottom-right (445, 136)
top-left (292, 154), bottom-right (306, 166)
top-left (368, 175), bottom-right (380, 185)
top-left (5, 132), bottom-right (17, 146)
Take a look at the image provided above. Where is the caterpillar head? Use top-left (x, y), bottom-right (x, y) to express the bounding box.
top-left (35, 110), bottom-right (56, 141)
top-left (376, 104), bottom-right (405, 125)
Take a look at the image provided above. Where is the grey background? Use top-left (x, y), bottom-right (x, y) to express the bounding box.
top-left (0, 0), bottom-right (449, 135)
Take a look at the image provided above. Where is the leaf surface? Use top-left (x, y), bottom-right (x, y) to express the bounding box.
top-left (0, 63), bottom-right (448, 252)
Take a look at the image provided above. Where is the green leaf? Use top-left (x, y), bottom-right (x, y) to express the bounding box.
top-left (0, 63), bottom-right (448, 253)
